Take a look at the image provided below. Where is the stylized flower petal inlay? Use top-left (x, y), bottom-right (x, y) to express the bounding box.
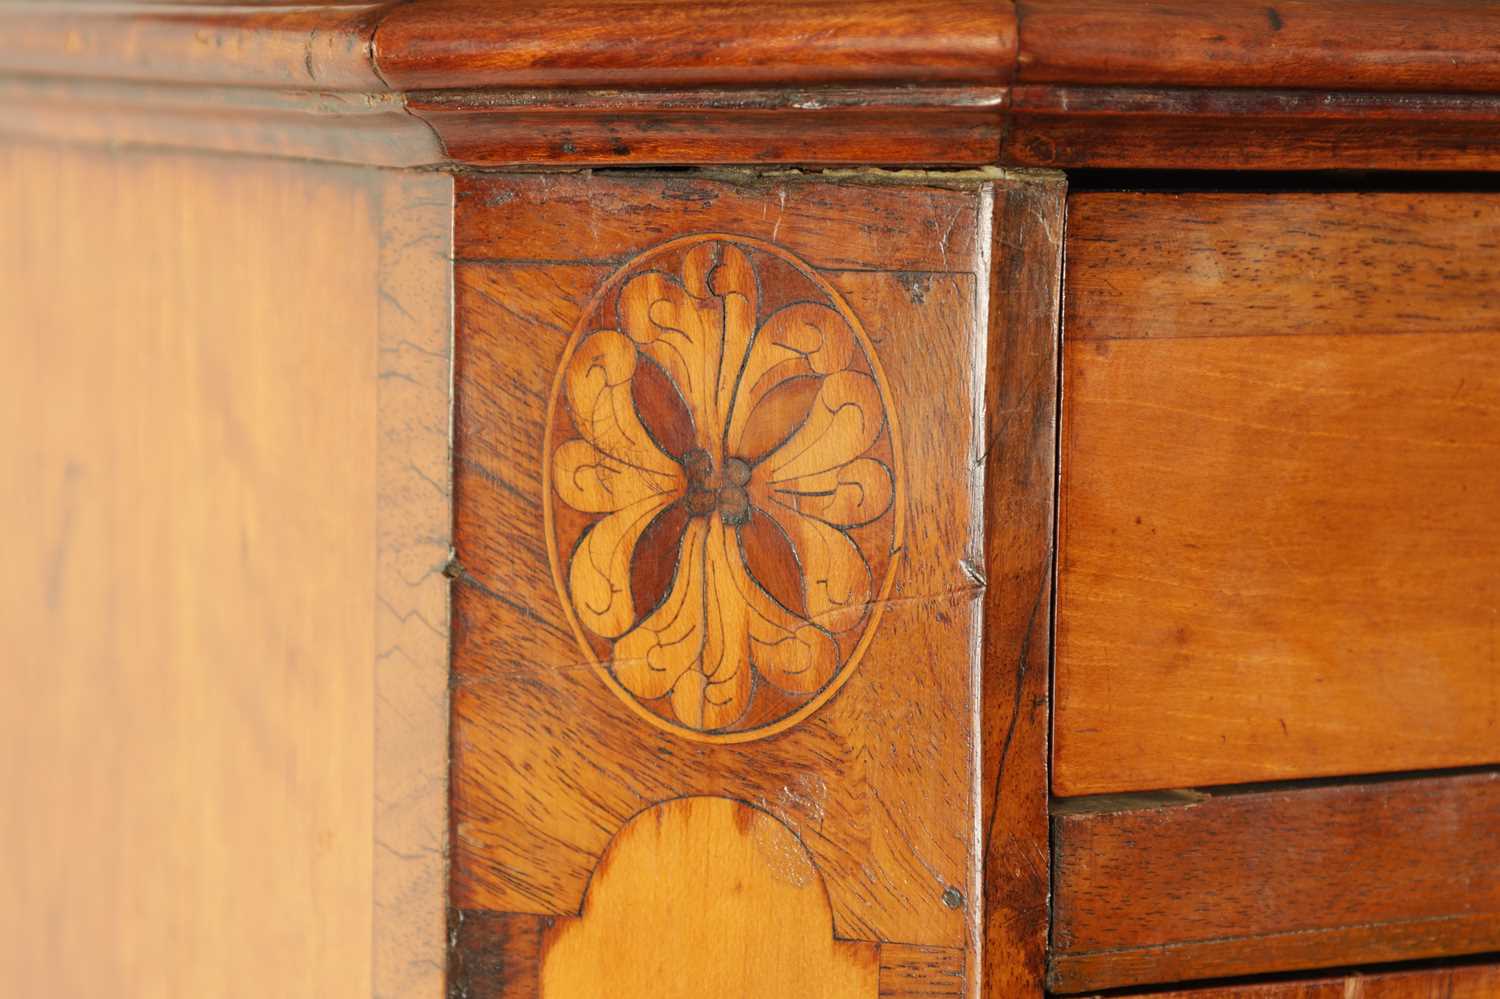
top-left (544, 235), bottom-right (903, 742)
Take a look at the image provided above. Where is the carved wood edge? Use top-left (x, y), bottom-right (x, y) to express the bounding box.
top-left (6, 1), bottom-right (1500, 169)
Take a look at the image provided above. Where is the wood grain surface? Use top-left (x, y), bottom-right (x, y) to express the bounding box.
top-left (1004, 86), bottom-right (1500, 171)
top-left (1055, 192), bottom-right (1500, 796)
top-left (14, 0), bottom-right (1500, 97)
top-left (447, 170), bottom-right (1063, 997)
top-left (0, 1), bottom-right (389, 89)
top-left (1051, 772), bottom-right (1500, 992)
top-left (981, 175), bottom-right (1065, 999)
top-left (11, 2), bottom-right (1500, 169)
top-left (0, 77), bottom-right (445, 168)
top-left (1081, 961), bottom-right (1500, 998)
top-left (403, 86), bottom-right (1006, 167)
top-left (373, 0), bottom-right (1015, 90)
top-left (1015, 0), bottom-right (1500, 93)
top-left (540, 797), bottom-right (880, 997)
top-left (0, 142), bottom-right (450, 997)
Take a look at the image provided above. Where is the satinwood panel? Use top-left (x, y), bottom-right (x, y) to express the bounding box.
top-left (448, 170), bottom-right (1063, 997)
top-left (0, 142), bottom-right (451, 998)
top-left (1054, 192), bottom-right (1500, 795)
top-left (1050, 771), bottom-right (1500, 992)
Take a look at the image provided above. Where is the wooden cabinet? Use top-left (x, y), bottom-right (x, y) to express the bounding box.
top-left (1, 3), bottom-right (1497, 998)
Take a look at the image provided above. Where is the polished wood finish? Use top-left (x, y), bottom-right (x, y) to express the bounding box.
top-left (447, 170), bottom-right (1062, 996)
top-left (1064, 193), bottom-right (1500, 343)
top-left (373, 0), bottom-right (1015, 90)
top-left (17, 0), bottom-right (1500, 99)
top-left (1055, 192), bottom-right (1500, 796)
top-left (453, 174), bottom-right (994, 271)
top-left (1051, 772), bottom-right (1500, 993)
top-left (1015, 0), bottom-right (1500, 92)
top-left (981, 175), bottom-right (1065, 999)
top-left (10, 1), bottom-right (1500, 169)
top-left (1004, 87), bottom-right (1500, 171)
top-left (1087, 962), bottom-right (1500, 998)
top-left (0, 143), bottom-right (451, 997)
top-left (403, 86), bottom-right (1006, 168)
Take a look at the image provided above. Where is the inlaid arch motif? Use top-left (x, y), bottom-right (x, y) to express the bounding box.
top-left (540, 796), bottom-right (879, 998)
top-left (543, 235), bottom-right (904, 742)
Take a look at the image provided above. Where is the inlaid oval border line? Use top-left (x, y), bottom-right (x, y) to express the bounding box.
top-left (541, 232), bottom-right (907, 743)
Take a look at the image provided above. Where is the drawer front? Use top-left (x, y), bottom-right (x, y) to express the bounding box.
top-left (1051, 771), bottom-right (1500, 991)
top-left (1054, 192), bottom-right (1500, 796)
top-left (1070, 960), bottom-right (1500, 998)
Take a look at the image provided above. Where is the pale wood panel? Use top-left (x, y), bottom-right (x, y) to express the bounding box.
top-left (0, 78), bottom-right (445, 168)
top-left (373, 170), bottom-right (454, 999)
top-left (0, 142), bottom-right (450, 997)
top-left (540, 797), bottom-right (879, 999)
top-left (1055, 192), bottom-right (1500, 795)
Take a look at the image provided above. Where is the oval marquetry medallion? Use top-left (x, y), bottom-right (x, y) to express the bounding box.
top-left (543, 235), bottom-right (904, 742)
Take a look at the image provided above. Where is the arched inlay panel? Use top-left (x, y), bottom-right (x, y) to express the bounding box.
top-left (540, 797), bottom-right (877, 999)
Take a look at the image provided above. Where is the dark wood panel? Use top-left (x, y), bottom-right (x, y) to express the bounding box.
top-left (374, 0), bottom-right (1015, 90)
top-left (1065, 193), bottom-right (1500, 343)
top-left (1005, 87), bottom-right (1500, 171)
top-left (1082, 962), bottom-right (1500, 998)
top-left (1055, 193), bottom-right (1500, 796)
top-left (454, 171), bottom-right (990, 272)
top-left (980, 176), bottom-right (1065, 998)
top-left (1051, 773), bottom-right (1500, 992)
top-left (1015, 0), bottom-right (1500, 93)
top-left (405, 87), bottom-right (1004, 167)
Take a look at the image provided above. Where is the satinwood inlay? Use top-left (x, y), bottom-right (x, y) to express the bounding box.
top-left (544, 234), bottom-right (903, 741)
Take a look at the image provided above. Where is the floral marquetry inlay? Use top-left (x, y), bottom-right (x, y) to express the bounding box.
top-left (543, 235), bottom-right (904, 742)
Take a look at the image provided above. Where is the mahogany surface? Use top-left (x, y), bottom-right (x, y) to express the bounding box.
top-left (1085, 962), bottom-right (1500, 998)
top-left (1014, 0), bottom-right (1500, 92)
top-left (1055, 191), bottom-right (1500, 796)
top-left (1051, 772), bottom-right (1500, 992)
top-left (374, 0), bottom-right (1016, 90)
top-left (8, 1), bottom-right (1500, 168)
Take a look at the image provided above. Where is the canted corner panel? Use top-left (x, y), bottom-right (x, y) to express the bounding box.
top-left (447, 171), bottom-right (1053, 997)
